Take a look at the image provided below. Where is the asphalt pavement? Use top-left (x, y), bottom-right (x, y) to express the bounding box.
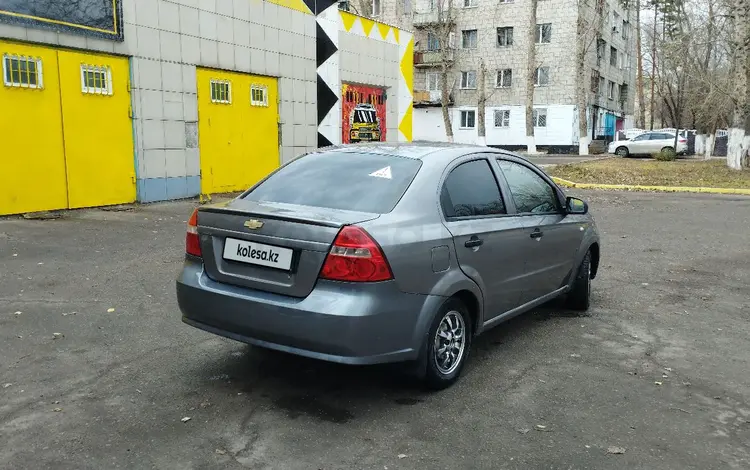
top-left (1, 190), bottom-right (750, 470)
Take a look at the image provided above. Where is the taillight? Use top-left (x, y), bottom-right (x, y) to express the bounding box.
top-left (679, 138), bottom-right (687, 143)
top-left (320, 226), bottom-right (393, 282)
top-left (186, 208), bottom-right (202, 258)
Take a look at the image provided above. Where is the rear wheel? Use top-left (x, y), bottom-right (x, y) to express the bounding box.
top-left (420, 298), bottom-right (473, 390)
top-left (615, 146), bottom-right (629, 157)
top-left (566, 251), bottom-right (591, 311)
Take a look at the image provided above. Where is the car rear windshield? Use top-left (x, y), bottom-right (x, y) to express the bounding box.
top-left (243, 151), bottom-right (422, 213)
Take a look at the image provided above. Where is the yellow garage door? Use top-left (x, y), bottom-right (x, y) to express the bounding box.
top-left (197, 68), bottom-right (280, 194)
top-left (0, 41), bottom-right (68, 216)
top-left (58, 50), bottom-right (135, 209)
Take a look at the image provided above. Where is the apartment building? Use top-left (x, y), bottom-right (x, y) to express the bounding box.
top-left (369, 0), bottom-right (636, 150)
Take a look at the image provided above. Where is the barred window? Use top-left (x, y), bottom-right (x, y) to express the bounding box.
top-left (532, 108), bottom-right (548, 127)
top-left (81, 64), bottom-right (113, 95)
top-left (250, 84), bottom-right (268, 107)
top-left (210, 79), bottom-right (232, 104)
top-left (3, 54), bottom-right (43, 89)
top-left (494, 109), bottom-right (510, 127)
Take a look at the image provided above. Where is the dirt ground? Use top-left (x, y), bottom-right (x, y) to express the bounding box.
top-left (1, 190), bottom-right (749, 470)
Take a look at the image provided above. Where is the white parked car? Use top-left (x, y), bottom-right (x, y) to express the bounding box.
top-left (608, 131), bottom-right (688, 157)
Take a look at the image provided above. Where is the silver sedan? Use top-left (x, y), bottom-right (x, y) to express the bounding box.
top-left (176, 143), bottom-right (601, 389)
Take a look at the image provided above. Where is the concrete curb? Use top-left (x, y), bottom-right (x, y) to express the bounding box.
top-left (551, 177), bottom-right (750, 196)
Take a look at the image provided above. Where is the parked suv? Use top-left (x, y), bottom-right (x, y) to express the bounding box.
top-left (608, 131), bottom-right (688, 157)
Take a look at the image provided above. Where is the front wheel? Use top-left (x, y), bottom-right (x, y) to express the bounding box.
top-left (566, 251), bottom-right (591, 311)
top-left (421, 298), bottom-right (473, 390)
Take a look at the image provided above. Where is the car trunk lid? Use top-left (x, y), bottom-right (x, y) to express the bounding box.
top-left (197, 199), bottom-right (380, 297)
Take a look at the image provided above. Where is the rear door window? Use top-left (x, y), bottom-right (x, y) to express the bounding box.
top-left (441, 159), bottom-right (506, 218)
top-left (244, 151), bottom-right (422, 213)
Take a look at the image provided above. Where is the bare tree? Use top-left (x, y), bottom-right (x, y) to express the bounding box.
top-left (477, 59), bottom-right (488, 146)
top-left (525, 0), bottom-right (539, 153)
top-left (727, 0), bottom-right (750, 169)
top-left (575, 0), bottom-right (605, 155)
top-left (635, 0), bottom-right (647, 128)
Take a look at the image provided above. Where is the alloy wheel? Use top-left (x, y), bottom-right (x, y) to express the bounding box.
top-left (433, 311), bottom-right (466, 375)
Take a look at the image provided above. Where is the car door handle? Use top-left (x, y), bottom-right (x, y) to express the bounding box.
top-left (464, 237), bottom-right (484, 248)
top-left (530, 229), bottom-right (544, 239)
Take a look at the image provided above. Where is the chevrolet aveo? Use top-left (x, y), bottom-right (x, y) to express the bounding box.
top-left (176, 143), bottom-right (601, 389)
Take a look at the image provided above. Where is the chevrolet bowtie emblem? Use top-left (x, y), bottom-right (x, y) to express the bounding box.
top-left (243, 219), bottom-right (264, 230)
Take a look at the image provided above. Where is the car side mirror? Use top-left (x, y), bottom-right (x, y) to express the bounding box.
top-left (566, 196), bottom-right (588, 215)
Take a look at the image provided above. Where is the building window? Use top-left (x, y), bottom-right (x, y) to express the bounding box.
top-left (371, 0), bottom-right (381, 16)
top-left (496, 27), bottom-right (513, 47)
top-left (251, 84), bottom-right (268, 106)
top-left (403, 0), bottom-right (412, 14)
top-left (498, 0), bottom-right (513, 3)
top-left (427, 31), bottom-right (440, 51)
top-left (536, 23), bottom-right (552, 44)
top-left (532, 108), bottom-right (547, 127)
top-left (590, 70), bottom-right (600, 93)
top-left (533, 67), bottom-right (549, 87)
top-left (619, 83), bottom-right (629, 102)
top-left (463, 0), bottom-right (477, 6)
top-left (496, 68), bottom-right (512, 88)
top-left (612, 12), bottom-right (620, 33)
top-left (608, 80), bottom-right (616, 100)
top-left (210, 79), bottom-right (231, 104)
top-left (460, 110), bottom-right (476, 129)
top-left (622, 20), bottom-right (629, 40)
top-left (596, 38), bottom-right (607, 66)
top-left (80, 64), bottom-right (113, 95)
top-left (426, 72), bottom-right (440, 91)
top-left (610, 46), bottom-right (618, 66)
top-left (599, 76), bottom-right (605, 96)
top-left (462, 29), bottom-right (478, 49)
top-left (460, 70), bottom-right (477, 89)
top-left (620, 52), bottom-right (629, 69)
top-left (494, 109), bottom-right (510, 127)
top-left (2, 54), bottom-right (43, 89)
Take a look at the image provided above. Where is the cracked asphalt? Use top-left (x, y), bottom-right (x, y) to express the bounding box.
top-left (1, 190), bottom-right (750, 470)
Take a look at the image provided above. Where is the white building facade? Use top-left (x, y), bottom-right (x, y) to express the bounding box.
top-left (371, 0), bottom-right (636, 151)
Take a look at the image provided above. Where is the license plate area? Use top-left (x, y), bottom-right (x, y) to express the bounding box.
top-left (222, 237), bottom-right (294, 271)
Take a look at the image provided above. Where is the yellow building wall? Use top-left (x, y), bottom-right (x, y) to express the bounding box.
top-left (197, 68), bottom-right (280, 195)
top-left (0, 40), bottom-right (68, 216)
top-left (58, 50), bottom-right (135, 208)
top-left (0, 40), bottom-right (134, 215)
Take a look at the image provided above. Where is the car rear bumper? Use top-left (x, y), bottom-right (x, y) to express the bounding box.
top-left (176, 259), bottom-right (443, 365)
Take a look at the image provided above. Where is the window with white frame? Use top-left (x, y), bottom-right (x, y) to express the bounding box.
top-left (80, 64), bottom-right (113, 95)
top-left (3, 54), bottom-right (43, 89)
top-left (251, 84), bottom-right (268, 106)
top-left (607, 80), bottom-right (616, 100)
top-left (210, 79), bottom-right (232, 104)
top-left (598, 76), bottom-right (605, 96)
top-left (427, 31), bottom-right (440, 51)
top-left (622, 20), bottom-right (629, 40)
top-left (612, 12), bottom-right (620, 32)
top-left (620, 52), bottom-right (629, 69)
top-left (532, 108), bottom-right (547, 127)
top-left (535, 23), bottom-right (552, 44)
top-left (426, 72), bottom-right (440, 91)
top-left (494, 109), bottom-right (510, 127)
top-left (460, 110), bottom-right (476, 128)
top-left (533, 66), bottom-right (549, 86)
top-left (371, 0), bottom-right (381, 16)
top-left (464, 0), bottom-right (477, 6)
top-left (496, 68), bottom-right (512, 88)
top-left (462, 29), bottom-right (478, 49)
top-left (460, 70), bottom-right (477, 89)
top-left (610, 46), bottom-right (618, 66)
top-left (496, 27), bottom-right (513, 47)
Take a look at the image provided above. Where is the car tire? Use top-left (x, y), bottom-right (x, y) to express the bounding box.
top-left (615, 146), bottom-right (629, 157)
top-left (566, 250), bottom-right (591, 312)
top-left (418, 298), bottom-right (473, 391)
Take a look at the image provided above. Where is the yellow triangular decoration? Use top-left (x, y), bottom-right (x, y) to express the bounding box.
top-left (377, 23), bottom-right (390, 40)
top-left (340, 11), bottom-right (357, 31)
top-left (393, 28), bottom-right (400, 44)
top-left (360, 17), bottom-right (375, 37)
top-left (399, 103), bottom-right (413, 142)
top-left (400, 38), bottom-right (414, 95)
